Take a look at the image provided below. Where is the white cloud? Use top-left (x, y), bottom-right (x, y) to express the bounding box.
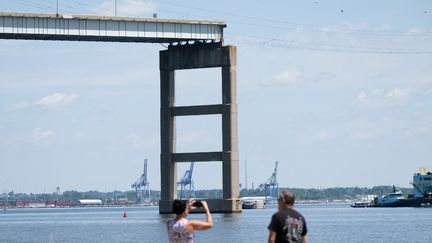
top-left (355, 91), bottom-right (367, 102)
top-left (319, 21), bottom-right (369, 33)
top-left (386, 87), bottom-right (411, 99)
top-left (354, 89), bottom-right (381, 104)
top-left (5, 93), bottom-right (79, 111)
top-left (4, 101), bottom-right (31, 111)
top-left (354, 87), bottom-right (413, 107)
top-left (32, 128), bottom-right (55, 141)
top-left (35, 93), bottom-right (79, 109)
top-left (407, 27), bottom-right (425, 35)
top-left (96, 0), bottom-right (157, 17)
top-left (260, 68), bottom-right (303, 87)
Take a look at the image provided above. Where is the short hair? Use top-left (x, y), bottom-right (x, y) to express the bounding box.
top-left (172, 199), bottom-right (187, 215)
top-left (279, 191), bottom-right (295, 205)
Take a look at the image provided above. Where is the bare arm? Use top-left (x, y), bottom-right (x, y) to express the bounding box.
top-left (301, 234), bottom-right (307, 243)
top-left (268, 230), bottom-right (276, 243)
top-left (189, 201), bottom-right (213, 231)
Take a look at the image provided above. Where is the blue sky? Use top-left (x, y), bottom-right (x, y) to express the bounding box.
top-left (1, 0), bottom-right (432, 193)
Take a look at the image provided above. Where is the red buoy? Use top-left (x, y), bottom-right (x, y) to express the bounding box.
top-left (123, 212), bottom-right (128, 218)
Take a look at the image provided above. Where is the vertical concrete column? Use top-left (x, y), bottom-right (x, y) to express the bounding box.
top-left (159, 52), bottom-right (177, 211)
top-left (159, 44), bottom-right (241, 213)
top-left (222, 46), bottom-right (239, 200)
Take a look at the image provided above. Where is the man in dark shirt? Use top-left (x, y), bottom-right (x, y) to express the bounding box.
top-left (268, 191), bottom-right (307, 243)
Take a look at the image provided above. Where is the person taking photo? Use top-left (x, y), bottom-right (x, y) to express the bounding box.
top-left (167, 199), bottom-right (213, 243)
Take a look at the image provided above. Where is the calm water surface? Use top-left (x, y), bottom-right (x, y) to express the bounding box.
top-left (1, 204), bottom-right (432, 242)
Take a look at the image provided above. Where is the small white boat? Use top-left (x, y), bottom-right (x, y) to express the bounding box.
top-left (241, 197), bottom-right (265, 209)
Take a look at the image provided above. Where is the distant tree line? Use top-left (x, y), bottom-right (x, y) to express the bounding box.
top-left (2, 186), bottom-right (412, 202)
top-left (239, 186), bottom-right (412, 200)
top-left (2, 190), bottom-right (160, 203)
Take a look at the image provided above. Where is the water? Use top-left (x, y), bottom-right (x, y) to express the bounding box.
top-left (1, 204), bottom-right (432, 242)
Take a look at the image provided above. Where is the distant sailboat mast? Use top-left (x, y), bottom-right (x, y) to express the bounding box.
top-left (3, 190), bottom-right (7, 211)
top-left (245, 158), bottom-right (248, 190)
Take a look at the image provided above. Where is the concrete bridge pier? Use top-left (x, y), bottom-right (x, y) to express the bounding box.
top-left (159, 43), bottom-right (241, 213)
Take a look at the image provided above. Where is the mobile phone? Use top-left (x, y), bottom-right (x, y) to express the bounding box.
top-left (193, 200), bottom-right (203, 207)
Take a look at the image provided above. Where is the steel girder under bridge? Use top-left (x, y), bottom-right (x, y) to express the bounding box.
top-left (0, 12), bottom-right (241, 213)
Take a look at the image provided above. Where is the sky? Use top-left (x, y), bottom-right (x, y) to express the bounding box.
top-left (1, 0), bottom-right (432, 194)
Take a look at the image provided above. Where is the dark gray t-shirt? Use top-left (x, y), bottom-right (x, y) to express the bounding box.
top-left (268, 208), bottom-right (307, 243)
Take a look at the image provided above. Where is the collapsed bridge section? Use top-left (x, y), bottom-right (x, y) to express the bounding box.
top-left (0, 11), bottom-right (240, 213)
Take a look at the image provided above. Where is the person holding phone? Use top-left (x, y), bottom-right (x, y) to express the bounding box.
top-left (167, 199), bottom-right (213, 243)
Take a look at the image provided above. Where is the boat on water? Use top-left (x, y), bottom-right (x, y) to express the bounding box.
top-left (350, 201), bottom-right (372, 208)
top-left (241, 197), bottom-right (265, 209)
top-left (420, 203), bottom-right (432, 208)
top-left (370, 186), bottom-right (424, 207)
top-left (353, 168), bottom-right (432, 208)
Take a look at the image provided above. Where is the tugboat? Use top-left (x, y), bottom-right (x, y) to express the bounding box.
top-left (370, 168), bottom-right (432, 207)
top-left (371, 186), bottom-right (407, 207)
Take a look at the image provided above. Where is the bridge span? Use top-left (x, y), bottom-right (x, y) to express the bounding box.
top-left (0, 12), bottom-right (241, 213)
top-left (0, 12), bottom-right (224, 43)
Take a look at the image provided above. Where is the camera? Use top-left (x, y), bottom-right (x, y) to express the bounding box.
top-left (193, 200), bottom-right (203, 207)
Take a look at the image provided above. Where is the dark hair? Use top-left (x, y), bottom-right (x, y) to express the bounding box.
top-left (279, 191), bottom-right (295, 205)
top-left (173, 199), bottom-right (187, 215)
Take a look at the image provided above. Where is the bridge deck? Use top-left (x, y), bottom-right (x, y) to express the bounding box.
top-left (0, 12), bottom-right (224, 43)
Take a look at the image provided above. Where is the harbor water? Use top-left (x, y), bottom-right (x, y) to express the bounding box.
top-left (1, 204), bottom-right (432, 242)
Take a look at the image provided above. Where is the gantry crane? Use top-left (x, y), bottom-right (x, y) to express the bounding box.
top-left (131, 159), bottom-right (151, 203)
top-left (177, 162), bottom-right (195, 199)
top-left (264, 161), bottom-right (279, 201)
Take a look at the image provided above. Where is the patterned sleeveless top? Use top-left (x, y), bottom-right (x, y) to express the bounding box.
top-left (167, 218), bottom-right (194, 243)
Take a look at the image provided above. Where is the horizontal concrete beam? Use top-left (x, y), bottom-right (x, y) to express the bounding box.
top-left (0, 12), bottom-right (224, 43)
top-left (172, 152), bottom-right (223, 162)
top-left (172, 104), bottom-right (227, 116)
top-left (160, 44), bottom-right (236, 70)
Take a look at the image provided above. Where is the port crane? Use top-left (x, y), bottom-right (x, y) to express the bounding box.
top-left (131, 159), bottom-right (151, 203)
top-left (264, 161), bottom-right (279, 201)
top-left (177, 162), bottom-right (195, 199)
